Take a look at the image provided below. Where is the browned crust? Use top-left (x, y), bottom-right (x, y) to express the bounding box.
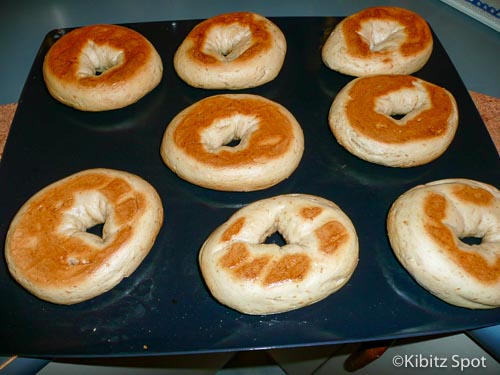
top-left (5, 170), bottom-right (159, 290)
top-left (172, 95), bottom-right (297, 167)
top-left (423, 190), bottom-right (499, 283)
top-left (342, 6), bottom-right (432, 59)
top-left (345, 75), bottom-right (455, 143)
top-left (184, 12), bottom-right (275, 66)
top-left (44, 24), bottom-right (156, 88)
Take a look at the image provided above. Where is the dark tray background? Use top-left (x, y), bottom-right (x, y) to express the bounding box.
top-left (0, 17), bottom-right (498, 357)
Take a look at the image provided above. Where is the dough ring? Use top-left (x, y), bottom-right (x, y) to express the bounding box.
top-left (174, 12), bottom-right (286, 89)
top-left (199, 194), bottom-right (359, 315)
top-left (161, 94), bottom-right (304, 191)
top-left (5, 168), bottom-right (164, 304)
top-left (43, 24), bottom-right (163, 111)
top-left (387, 178), bottom-right (500, 309)
top-left (329, 75), bottom-right (458, 167)
top-left (322, 6), bottom-right (433, 76)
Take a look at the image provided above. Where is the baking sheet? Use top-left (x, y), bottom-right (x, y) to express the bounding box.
top-left (0, 17), bottom-right (498, 357)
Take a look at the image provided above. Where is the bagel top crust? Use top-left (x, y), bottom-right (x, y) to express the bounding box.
top-left (173, 12), bottom-right (286, 89)
top-left (5, 169), bottom-right (162, 291)
top-left (423, 185), bottom-right (498, 284)
top-left (183, 12), bottom-right (275, 67)
top-left (218, 216), bottom-right (350, 287)
top-left (343, 75), bottom-right (456, 144)
top-left (199, 194), bottom-right (359, 314)
top-left (342, 7), bottom-right (432, 60)
top-left (322, 6), bottom-right (433, 76)
top-left (171, 94), bottom-right (298, 168)
top-left (387, 179), bottom-right (500, 308)
top-left (44, 24), bottom-right (158, 89)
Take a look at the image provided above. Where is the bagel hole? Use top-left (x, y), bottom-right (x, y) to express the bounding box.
top-left (390, 113), bottom-right (407, 120)
top-left (225, 138), bottom-right (241, 147)
top-left (79, 42), bottom-right (124, 78)
top-left (264, 231), bottom-right (287, 247)
top-left (202, 115), bottom-right (258, 152)
top-left (91, 52), bottom-right (123, 76)
top-left (203, 25), bottom-right (253, 62)
top-left (460, 236), bottom-right (482, 246)
top-left (357, 20), bottom-right (406, 52)
top-left (374, 86), bottom-right (429, 123)
top-left (86, 222), bottom-right (105, 239)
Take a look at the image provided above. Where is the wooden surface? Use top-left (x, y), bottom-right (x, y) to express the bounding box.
top-left (0, 92), bottom-right (499, 160)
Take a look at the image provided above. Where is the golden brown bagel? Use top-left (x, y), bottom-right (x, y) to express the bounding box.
top-left (43, 24), bottom-right (163, 111)
top-left (322, 6), bottom-right (433, 76)
top-left (387, 179), bottom-right (500, 309)
top-left (5, 168), bottom-right (164, 304)
top-left (329, 75), bottom-right (458, 167)
top-left (160, 94), bottom-right (304, 191)
top-left (174, 12), bottom-right (286, 89)
top-left (199, 194), bottom-right (359, 315)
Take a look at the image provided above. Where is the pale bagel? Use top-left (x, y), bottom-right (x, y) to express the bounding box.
top-left (199, 194), bottom-right (359, 315)
top-left (43, 24), bottom-right (163, 111)
top-left (174, 12), bottom-right (286, 89)
top-left (329, 75), bottom-right (458, 167)
top-left (322, 6), bottom-right (433, 76)
top-left (5, 168), bottom-right (164, 304)
top-left (160, 94), bottom-right (304, 191)
top-left (387, 179), bottom-right (500, 309)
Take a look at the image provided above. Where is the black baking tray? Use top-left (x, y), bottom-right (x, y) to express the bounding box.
top-left (0, 17), bottom-right (498, 357)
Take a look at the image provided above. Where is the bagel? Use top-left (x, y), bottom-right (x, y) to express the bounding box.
top-left (328, 75), bottom-right (458, 167)
top-left (199, 194), bottom-right (359, 315)
top-left (160, 94), bottom-right (304, 191)
top-left (5, 168), bottom-right (163, 304)
top-left (174, 12), bottom-right (286, 89)
top-left (43, 24), bottom-right (163, 111)
top-left (322, 6), bottom-right (433, 76)
top-left (387, 179), bottom-right (500, 309)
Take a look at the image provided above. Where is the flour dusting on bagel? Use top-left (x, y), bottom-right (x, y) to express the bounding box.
top-left (43, 24), bottom-right (163, 111)
top-left (161, 94), bottom-right (304, 191)
top-left (329, 75), bottom-right (458, 167)
top-left (387, 179), bottom-right (500, 309)
top-left (5, 168), bottom-right (164, 304)
top-left (322, 6), bottom-right (433, 76)
top-left (199, 194), bottom-right (359, 315)
top-left (174, 12), bottom-right (286, 89)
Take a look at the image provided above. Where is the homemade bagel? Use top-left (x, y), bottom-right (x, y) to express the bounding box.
top-left (161, 94), bottom-right (304, 191)
top-left (5, 168), bottom-right (163, 304)
top-left (199, 194), bottom-right (359, 315)
top-left (43, 24), bottom-right (163, 111)
top-left (174, 12), bottom-right (286, 89)
top-left (387, 179), bottom-right (500, 309)
top-left (322, 6), bottom-right (433, 76)
top-left (329, 75), bottom-right (458, 167)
